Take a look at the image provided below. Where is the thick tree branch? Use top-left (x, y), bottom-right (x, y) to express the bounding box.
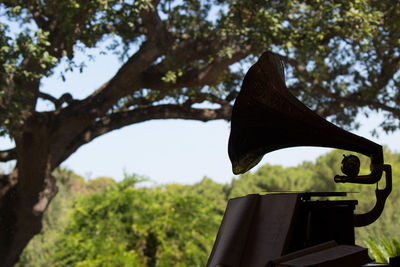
top-left (376, 55), bottom-right (400, 92)
top-left (0, 148), bottom-right (16, 162)
top-left (54, 104), bottom-right (231, 168)
top-left (142, 45), bottom-right (252, 90)
top-left (93, 104), bottom-right (232, 138)
top-left (226, 91), bottom-right (239, 103)
top-left (121, 91), bottom-right (230, 110)
top-left (38, 92), bottom-right (57, 105)
top-left (281, 54), bottom-right (400, 117)
top-left (152, 35), bottom-right (232, 72)
top-left (311, 82), bottom-right (400, 116)
top-left (39, 92), bottom-right (74, 110)
top-left (28, 2), bottom-right (48, 30)
top-left (63, 2), bottom-right (172, 120)
top-left (182, 92), bottom-right (230, 107)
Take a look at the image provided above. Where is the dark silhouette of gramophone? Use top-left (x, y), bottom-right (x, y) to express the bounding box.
top-left (207, 52), bottom-right (394, 267)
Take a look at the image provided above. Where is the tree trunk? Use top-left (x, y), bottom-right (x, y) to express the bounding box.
top-left (0, 127), bottom-right (58, 266)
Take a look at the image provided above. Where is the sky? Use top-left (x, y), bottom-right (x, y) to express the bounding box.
top-left (1, 45), bottom-right (400, 185)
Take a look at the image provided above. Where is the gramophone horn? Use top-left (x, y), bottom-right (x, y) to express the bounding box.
top-left (228, 52), bottom-right (383, 185)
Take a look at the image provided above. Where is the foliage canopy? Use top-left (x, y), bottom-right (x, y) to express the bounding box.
top-left (1, 0), bottom-right (400, 136)
top-left (18, 149), bottom-right (400, 266)
top-left (1, 0), bottom-right (400, 265)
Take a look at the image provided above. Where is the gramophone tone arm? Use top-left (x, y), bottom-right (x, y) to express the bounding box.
top-left (334, 154), bottom-right (383, 184)
top-left (353, 164), bottom-right (392, 227)
top-left (334, 169), bottom-right (382, 184)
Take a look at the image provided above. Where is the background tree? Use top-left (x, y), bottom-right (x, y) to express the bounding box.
top-left (1, 0), bottom-right (400, 265)
top-left (15, 168), bottom-right (86, 267)
top-left (51, 175), bottom-right (221, 267)
top-left (16, 149), bottom-right (400, 266)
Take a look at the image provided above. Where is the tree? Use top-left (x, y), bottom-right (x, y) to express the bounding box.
top-left (165, 177), bottom-right (230, 210)
top-left (0, 0), bottom-right (400, 264)
top-left (15, 168), bottom-right (86, 267)
top-left (52, 176), bottom-right (221, 266)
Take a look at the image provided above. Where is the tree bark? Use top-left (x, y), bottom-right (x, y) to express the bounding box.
top-left (0, 124), bottom-right (58, 266)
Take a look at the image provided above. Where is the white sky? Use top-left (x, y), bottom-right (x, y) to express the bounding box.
top-left (1, 47), bottom-right (400, 185)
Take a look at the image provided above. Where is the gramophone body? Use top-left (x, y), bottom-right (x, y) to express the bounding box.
top-left (207, 52), bottom-right (393, 267)
top-left (289, 192), bottom-right (357, 251)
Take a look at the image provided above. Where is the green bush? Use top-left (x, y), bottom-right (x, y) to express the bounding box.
top-left (52, 175), bottom-right (222, 266)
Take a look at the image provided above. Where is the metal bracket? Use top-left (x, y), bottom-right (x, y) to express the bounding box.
top-left (354, 164), bottom-right (392, 227)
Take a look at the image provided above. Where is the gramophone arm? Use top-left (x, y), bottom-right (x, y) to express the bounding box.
top-left (352, 164), bottom-right (392, 227)
top-left (334, 152), bottom-right (384, 184)
top-left (333, 152), bottom-right (392, 227)
top-left (333, 168), bottom-right (382, 184)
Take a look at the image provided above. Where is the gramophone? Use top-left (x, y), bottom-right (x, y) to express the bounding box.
top-left (207, 52), bottom-right (393, 267)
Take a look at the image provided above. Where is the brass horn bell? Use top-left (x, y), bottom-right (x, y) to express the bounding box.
top-left (228, 52), bottom-right (392, 226)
